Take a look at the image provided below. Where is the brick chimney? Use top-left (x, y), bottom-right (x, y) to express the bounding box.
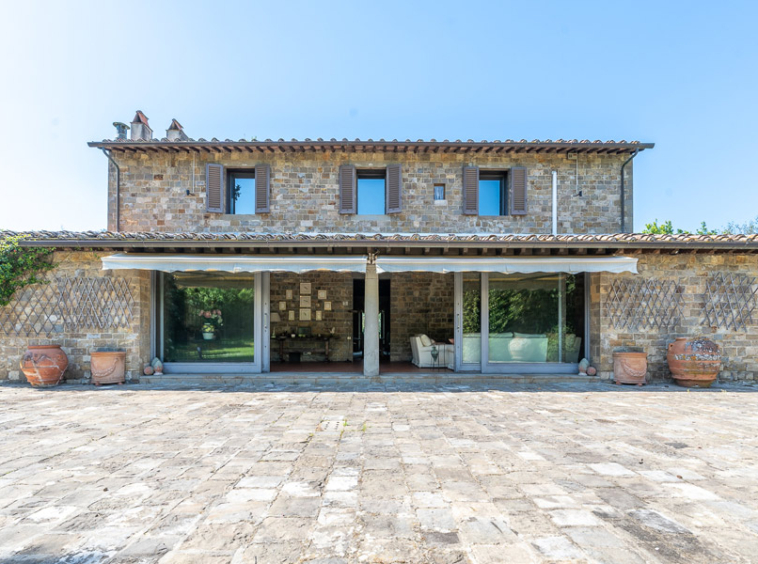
top-left (166, 119), bottom-right (188, 141)
top-left (130, 110), bottom-right (152, 141)
top-left (113, 122), bottom-right (129, 140)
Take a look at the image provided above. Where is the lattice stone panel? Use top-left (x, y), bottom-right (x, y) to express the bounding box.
top-left (606, 278), bottom-right (684, 331)
top-left (58, 277), bottom-right (135, 331)
top-left (703, 273), bottom-right (758, 330)
top-left (0, 284), bottom-right (62, 337)
top-left (0, 276), bottom-right (135, 337)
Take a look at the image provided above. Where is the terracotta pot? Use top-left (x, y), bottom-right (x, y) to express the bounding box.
top-left (20, 345), bottom-right (68, 387)
top-left (91, 351), bottom-right (126, 386)
top-left (613, 351), bottom-right (647, 385)
top-left (667, 337), bottom-right (720, 388)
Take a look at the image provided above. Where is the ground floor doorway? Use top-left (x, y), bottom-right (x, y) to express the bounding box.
top-left (152, 268), bottom-right (589, 376)
top-left (352, 278), bottom-right (391, 361)
top-left (156, 272), bottom-right (267, 373)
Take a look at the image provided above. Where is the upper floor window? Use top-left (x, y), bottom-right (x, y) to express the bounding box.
top-left (228, 170), bottom-right (256, 215)
top-left (205, 163), bottom-right (270, 215)
top-left (434, 184), bottom-right (446, 201)
top-left (479, 172), bottom-right (507, 216)
top-left (463, 166), bottom-right (527, 216)
top-left (357, 170), bottom-right (386, 215)
top-left (339, 164), bottom-right (402, 215)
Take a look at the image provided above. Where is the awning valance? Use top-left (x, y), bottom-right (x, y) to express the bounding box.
top-left (375, 256), bottom-right (637, 274)
top-left (101, 254), bottom-right (368, 273)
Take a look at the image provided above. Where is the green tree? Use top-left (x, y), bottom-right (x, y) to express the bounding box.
top-left (642, 219), bottom-right (684, 234)
top-left (0, 234), bottom-right (55, 307)
top-left (723, 216), bottom-right (758, 235)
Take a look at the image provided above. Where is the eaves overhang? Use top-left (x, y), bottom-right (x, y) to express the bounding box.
top-left (4, 232), bottom-right (758, 256)
top-left (88, 139), bottom-right (655, 156)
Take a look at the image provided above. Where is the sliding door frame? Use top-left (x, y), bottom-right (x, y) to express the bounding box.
top-left (155, 271), bottom-right (269, 374)
top-left (454, 272), bottom-right (587, 374)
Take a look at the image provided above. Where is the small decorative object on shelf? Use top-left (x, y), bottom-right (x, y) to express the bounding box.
top-left (151, 357), bottom-right (163, 375)
top-left (578, 358), bottom-right (590, 375)
top-left (91, 350), bottom-right (126, 386)
top-left (667, 337), bottom-right (721, 388)
top-left (613, 348), bottom-right (647, 386)
top-left (20, 345), bottom-right (68, 387)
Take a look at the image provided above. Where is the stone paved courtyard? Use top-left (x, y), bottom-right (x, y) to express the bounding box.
top-left (1, 381), bottom-right (758, 564)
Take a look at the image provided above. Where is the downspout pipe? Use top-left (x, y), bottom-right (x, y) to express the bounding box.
top-left (620, 150), bottom-right (638, 233)
top-left (551, 171), bottom-right (558, 235)
top-left (101, 149), bottom-right (120, 232)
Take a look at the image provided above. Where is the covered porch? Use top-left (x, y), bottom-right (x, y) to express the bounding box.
top-left (101, 242), bottom-right (637, 379)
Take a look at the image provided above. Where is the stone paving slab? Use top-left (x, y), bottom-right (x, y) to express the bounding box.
top-left (0, 380), bottom-right (757, 563)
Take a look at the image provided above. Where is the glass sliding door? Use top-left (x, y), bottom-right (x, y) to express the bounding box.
top-left (455, 272), bottom-right (586, 373)
top-left (461, 273), bottom-right (481, 366)
top-left (158, 271), bottom-right (266, 373)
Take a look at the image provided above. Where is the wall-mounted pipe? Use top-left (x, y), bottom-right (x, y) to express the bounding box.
top-left (552, 171), bottom-right (558, 235)
top-left (101, 149), bottom-right (120, 232)
top-left (620, 150), bottom-right (639, 233)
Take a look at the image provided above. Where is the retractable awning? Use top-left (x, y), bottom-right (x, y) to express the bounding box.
top-left (101, 254), bottom-right (368, 273)
top-left (375, 256), bottom-right (637, 274)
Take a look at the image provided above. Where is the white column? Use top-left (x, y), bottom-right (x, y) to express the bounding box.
top-left (364, 262), bottom-right (380, 377)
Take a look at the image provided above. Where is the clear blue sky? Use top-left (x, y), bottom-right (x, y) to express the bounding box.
top-left (1, 0), bottom-right (756, 233)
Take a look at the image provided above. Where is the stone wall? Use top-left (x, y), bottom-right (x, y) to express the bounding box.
top-left (108, 151), bottom-right (631, 234)
top-left (593, 254), bottom-right (758, 383)
top-left (390, 273), bottom-right (454, 362)
top-left (0, 252), bottom-right (151, 383)
top-left (269, 272), bottom-right (353, 362)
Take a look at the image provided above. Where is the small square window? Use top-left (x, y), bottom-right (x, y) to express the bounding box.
top-left (479, 172), bottom-right (507, 216)
top-left (228, 170), bottom-right (256, 214)
top-left (433, 184), bottom-right (445, 201)
top-left (357, 170), bottom-right (386, 215)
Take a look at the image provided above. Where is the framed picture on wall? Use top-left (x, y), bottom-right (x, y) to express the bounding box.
top-left (288, 311), bottom-right (295, 321)
top-left (316, 311), bottom-right (323, 321)
top-left (300, 283), bottom-right (311, 295)
top-left (324, 301), bottom-right (332, 311)
top-left (279, 301), bottom-right (287, 311)
top-left (300, 309), bottom-right (311, 321)
top-left (318, 289), bottom-right (327, 300)
top-left (286, 290), bottom-right (293, 300)
top-left (300, 295), bottom-right (311, 308)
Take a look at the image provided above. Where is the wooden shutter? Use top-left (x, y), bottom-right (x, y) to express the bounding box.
top-left (255, 164), bottom-right (270, 213)
top-left (206, 163), bottom-right (224, 213)
top-left (339, 165), bottom-right (356, 214)
top-left (386, 164), bottom-right (402, 214)
top-left (462, 166), bottom-right (479, 215)
top-left (510, 166), bottom-right (527, 215)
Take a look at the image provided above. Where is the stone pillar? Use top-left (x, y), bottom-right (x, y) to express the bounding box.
top-left (364, 262), bottom-right (380, 377)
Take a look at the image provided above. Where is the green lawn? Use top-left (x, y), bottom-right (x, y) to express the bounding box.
top-left (167, 338), bottom-right (255, 363)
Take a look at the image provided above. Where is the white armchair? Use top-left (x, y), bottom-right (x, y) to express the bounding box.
top-left (410, 334), bottom-right (454, 369)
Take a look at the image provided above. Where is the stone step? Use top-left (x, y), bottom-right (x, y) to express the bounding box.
top-left (140, 372), bottom-right (600, 386)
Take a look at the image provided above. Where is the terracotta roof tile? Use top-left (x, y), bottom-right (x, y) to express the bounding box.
top-left (3, 231), bottom-right (757, 250)
top-left (87, 138), bottom-right (654, 155)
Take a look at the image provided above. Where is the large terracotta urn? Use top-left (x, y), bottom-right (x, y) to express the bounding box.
top-left (90, 351), bottom-right (126, 386)
top-left (667, 337), bottom-right (721, 388)
top-left (612, 351), bottom-right (647, 385)
top-left (20, 345), bottom-right (69, 387)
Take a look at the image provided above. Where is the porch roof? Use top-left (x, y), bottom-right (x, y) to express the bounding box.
top-left (5, 231), bottom-right (758, 255)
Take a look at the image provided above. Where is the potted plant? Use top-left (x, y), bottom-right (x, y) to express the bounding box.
top-left (20, 345), bottom-right (69, 387)
top-left (199, 309), bottom-right (223, 340)
top-left (91, 348), bottom-right (126, 386)
top-left (612, 346), bottom-right (647, 385)
top-left (202, 322), bottom-right (216, 340)
top-left (667, 337), bottom-right (721, 387)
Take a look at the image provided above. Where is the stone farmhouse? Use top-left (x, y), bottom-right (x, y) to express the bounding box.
top-left (2, 111), bottom-right (757, 384)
